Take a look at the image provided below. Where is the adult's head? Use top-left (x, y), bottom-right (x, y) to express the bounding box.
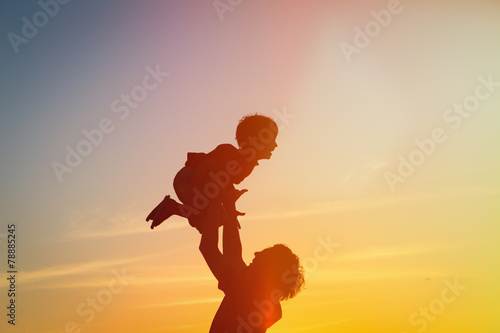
top-left (249, 244), bottom-right (305, 301)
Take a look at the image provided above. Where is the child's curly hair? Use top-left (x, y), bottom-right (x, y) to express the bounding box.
top-left (235, 114), bottom-right (278, 148)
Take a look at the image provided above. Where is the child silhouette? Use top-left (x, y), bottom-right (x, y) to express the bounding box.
top-left (146, 114), bottom-right (279, 232)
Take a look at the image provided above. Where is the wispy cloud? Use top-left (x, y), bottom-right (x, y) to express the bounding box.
top-left (10, 258), bottom-right (137, 283)
top-left (244, 195), bottom-right (412, 221)
top-left (0, 255), bottom-right (214, 290)
top-left (132, 274), bottom-right (214, 287)
top-left (333, 243), bottom-right (457, 263)
top-left (59, 203), bottom-right (188, 241)
top-left (0, 253), bottom-right (171, 289)
top-left (141, 297), bottom-right (221, 309)
top-left (340, 158), bottom-right (390, 184)
top-left (0, 257), bottom-right (144, 288)
top-left (61, 220), bottom-right (186, 241)
top-left (245, 180), bottom-right (500, 223)
top-left (303, 243), bottom-right (463, 283)
top-left (273, 318), bottom-right (351, 332)
top-left (312, 268), bottom-right (448, 282)
top-left (59, 196), bottom-right (411, 241)
top-left (147, 324), bottom-right (202, 333)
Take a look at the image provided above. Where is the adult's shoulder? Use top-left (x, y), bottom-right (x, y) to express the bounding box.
top-left (262, 296), bottom-right (282, 329)
top-left (218, 262), bottom-right (248, 293)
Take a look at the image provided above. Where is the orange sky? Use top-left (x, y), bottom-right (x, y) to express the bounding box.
top-left (1, 1), bottom-right (499, 332)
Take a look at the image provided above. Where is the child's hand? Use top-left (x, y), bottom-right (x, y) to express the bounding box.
top-left (226, 188), bottom-right (247, 206)
top-left (231, 188), bottom-right (248, 203)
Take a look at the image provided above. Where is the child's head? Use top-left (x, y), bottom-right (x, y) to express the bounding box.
top-left (250, 244), bottom-right (305, 301)
top-left (236, 114), bottom-right (279, 160)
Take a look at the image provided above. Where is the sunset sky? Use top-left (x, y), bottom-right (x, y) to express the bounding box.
top-left (1, 1), bottom-right (499, 332)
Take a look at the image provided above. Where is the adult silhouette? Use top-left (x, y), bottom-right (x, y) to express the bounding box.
top-left (199, 190), bottom-right (304, 332)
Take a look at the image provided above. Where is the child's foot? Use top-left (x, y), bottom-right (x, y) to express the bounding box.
top-left (146, 195), bottom-right (180, 229)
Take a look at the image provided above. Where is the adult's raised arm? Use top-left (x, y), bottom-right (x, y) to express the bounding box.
top-left (199, 203), bottom-right (226, 281)
top-left (222, 189), bottom-right (247, 271)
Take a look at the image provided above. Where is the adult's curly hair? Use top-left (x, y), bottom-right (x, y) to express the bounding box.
top-left (259, 244), bottom-right (305, 301)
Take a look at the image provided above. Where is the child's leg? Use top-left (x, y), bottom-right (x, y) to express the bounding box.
top-left (188, 202), bottom-right (226, 234)
top-left (146, 194), bottom-right (205, 230)
top-left (171, 167), bottom-right (226, 232)
top-left (146, 195), bottom-right (183, 229)
top-left (147, 167), bottom-right (207, 230)
top-left (174, 166), bottom-right (204, 230)
top-left (187, 214), bottom-right (204, 234)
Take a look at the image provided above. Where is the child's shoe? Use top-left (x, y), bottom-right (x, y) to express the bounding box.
top-left (146, 195), bottom-right (179, 229)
